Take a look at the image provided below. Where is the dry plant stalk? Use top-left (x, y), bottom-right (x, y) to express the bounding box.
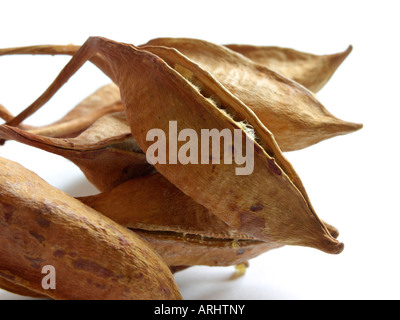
top-left (0, 84), bottom-right (123, 139)
top-left (0, 104), bottom-right (14, 123)
top-left (28, 83), bottom-right (123, 138)
top-left (0, 157), bottom-right (182, 300)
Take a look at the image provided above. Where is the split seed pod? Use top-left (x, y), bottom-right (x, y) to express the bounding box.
top-left (0, 112), bottom-right (153, 191)
top-left (78, 173), bottom-right (281, 267)
top-left (0, 156), bottom-right (182, 300)
top-left (78, 173), bottom-right (340, 267)
top-left (225, 44), bottom-right (353, 93)
top-left (143, 38), bottom-right (362, 151)
top-left (5, 37), bottom-right (343, 254)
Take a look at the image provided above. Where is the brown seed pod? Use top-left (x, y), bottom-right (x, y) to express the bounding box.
top-left (225, 44), bottom-right (353, 92)
top-left (142, 37), bottom-right (362, 151)
top-left (79, 173), bottom-right (256, 239)
top-left (0, 156), bottom-right (182, 300)
top-left (79, 173), bottom-right (278, 267)
top-left (4, 37), bottom-right (343, 254)
top-left (0, 112), bottom-right (153, 191)
top-left (78, 172), bottom-right (339, 267)
top-left (137, 234), bottom-right (278, 267)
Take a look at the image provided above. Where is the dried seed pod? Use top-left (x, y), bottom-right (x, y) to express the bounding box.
top-left (0, 156), bottom-right (182, 300)
top-left (79, 172), bottom-right (340, 241)
top-left (6, 37), bottom-right (343, 254)
top-left (137, 235), bottom-right (278, 267)
top-left (225, 44), bottom-right (353, 92)
top-left (0, 112), bottom-right (153, 191)
top-left (79, 173), bottom-right (255, 239)
top-left (79, 173), bottom-right (277, 267)
top-left (0, 41), bottom-right (361, 151)
top-left (143, 38), bottom-right (362, 151)
top-left (78, 173), bottom-right (340, 266)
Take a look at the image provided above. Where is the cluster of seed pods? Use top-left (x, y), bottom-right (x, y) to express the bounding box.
top-left (0, 37), bottom-right (361, 299)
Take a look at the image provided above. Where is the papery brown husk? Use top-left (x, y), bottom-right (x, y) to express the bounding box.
top-left (11, 37), bottom-right (344, 255)
top-left (78, 172), bottom-right (340, 267)
top-left (0, 156), bottom-right (182, 300)
top-left (79, 173), bottom-right (281, 267)
top-left (225, 44), bottom-right (353, 93)
top-left (142, 37), bottom-right (362, 151)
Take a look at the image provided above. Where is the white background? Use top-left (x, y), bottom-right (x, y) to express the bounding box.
top-left (0, 0), bottom-right (398, 300)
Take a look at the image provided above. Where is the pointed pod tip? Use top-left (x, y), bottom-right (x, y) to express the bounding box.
top-left (345, 44), bottom-right (353, 56)
top-left (293, 235), bottom-right (344, 255)
top-left (329, 45), bottom-right (353, 69)
top-left (320, 237), bottom-right (344, 255)
top-left (348, 121), bottom-right (363, 132)
top-left (331, 241), bottom-right (345, 255)
top-left (302, 223), bottom-right (345, 255)
top-left (329, 119), bottom-right (363, 137)
top-left (330, 228), bottom-right (339, 239)
top-left (323, 221), bottom-right (340, 239)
